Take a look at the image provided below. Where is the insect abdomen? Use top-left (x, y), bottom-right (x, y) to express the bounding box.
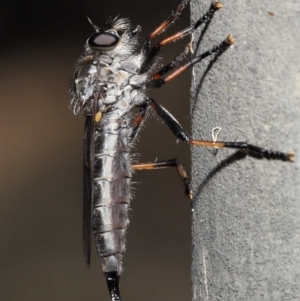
top-left (92, 118), bottom-right (132, 275)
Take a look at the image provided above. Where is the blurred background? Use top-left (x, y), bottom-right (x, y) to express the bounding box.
top-left (0, 0), bottom-right (194, 300)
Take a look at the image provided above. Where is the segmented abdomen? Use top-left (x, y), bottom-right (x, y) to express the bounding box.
top-left (92, 117), bottom-right (132, 275)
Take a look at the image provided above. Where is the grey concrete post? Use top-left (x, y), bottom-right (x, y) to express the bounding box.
top-left (190, 1), bottom-right (300, 300)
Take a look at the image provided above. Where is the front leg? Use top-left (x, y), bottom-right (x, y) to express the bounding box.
top-left (140, 1), bottom-right (222, 74)
top-left (146, 35), bottom-right (234, 88)
top-left (148, 98), bottom-right (294, 162)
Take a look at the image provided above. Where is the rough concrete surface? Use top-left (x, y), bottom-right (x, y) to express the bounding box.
top-left (190, 0), bottom-right (300, 300)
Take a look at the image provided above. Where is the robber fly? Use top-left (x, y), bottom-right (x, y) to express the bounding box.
top-left (69, 1), bottom-right (294, 300)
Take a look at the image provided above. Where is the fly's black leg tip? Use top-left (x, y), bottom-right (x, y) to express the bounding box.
top-left (287, 151), bottom-right (295, 162)
top-left (105, 272), bottom-right (122, 301)
top-left (184, 185), bottom-right (193, 200)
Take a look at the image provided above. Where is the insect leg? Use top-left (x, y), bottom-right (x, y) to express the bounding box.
top-left (140, 2), bottom-right (222, 74)
top-left (152, 43), bottom-right (191, 79)
top-left (146, 34), bottom-right (234, 88)
top-left (132, 159), bottom-right (192, 199)
top-left (142, 0), bottom-right (191, 54)
top-left (130, 104), bottom-right (149, 142)
top-left (189, 140), bottom-right (295, 162)
top-left (148, 98), bottom-right (295, 162)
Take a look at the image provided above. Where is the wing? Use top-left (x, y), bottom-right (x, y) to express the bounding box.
top-left (83, 115), bottom-right (95, 268)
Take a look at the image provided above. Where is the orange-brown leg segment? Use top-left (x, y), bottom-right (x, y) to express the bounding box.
top-left (157, 2), bottom-right (222, 47)
top-left (152, 43), bottom-right (191, 80)
top-left (147, 97), bottom-right (294, 162)
top-left (132, 159), bottom-right (192, 199)
top-left (140, 1), bottom-right (222, 74)
top-left (146, 34), bottom-right (234, 88)
top-left (189, 140), bottom-right (295, 162)
top-left (130, 104), bottom-right (148, 142)
top-left (142, 0), bottom-right (191, 54)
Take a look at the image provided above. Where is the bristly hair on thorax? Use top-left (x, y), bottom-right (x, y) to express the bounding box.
top-left (104, 16), bottom-right (131, 33)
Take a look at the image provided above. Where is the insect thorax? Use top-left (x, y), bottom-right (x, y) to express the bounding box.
top-left (71, 46), bottom-right (148, 118)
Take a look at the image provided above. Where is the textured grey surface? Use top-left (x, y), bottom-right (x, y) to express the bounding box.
top-left (190, 0), bottom-right (300, 300)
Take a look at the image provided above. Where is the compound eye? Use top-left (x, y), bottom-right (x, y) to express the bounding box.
top-left (88, 32), bottom-right (120, 50)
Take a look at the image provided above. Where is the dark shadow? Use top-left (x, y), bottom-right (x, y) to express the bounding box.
top-left (192, 151), bottom-right (246, 205)
top-left (190, 15), bottom-right (228, 113)
top-left (191, 48), bottom-right (228, 114)
top-left (191, 150), bottom-right (270, 206)
top-left (193, 20), bottom-right (212, 56)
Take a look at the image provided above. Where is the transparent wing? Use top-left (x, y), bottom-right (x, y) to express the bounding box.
top-left (83, 115), bottom-right (95, 268)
